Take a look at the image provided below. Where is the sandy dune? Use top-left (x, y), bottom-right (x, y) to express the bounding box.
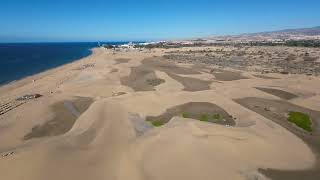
top-left (0, 47), bottom-right (320, 180)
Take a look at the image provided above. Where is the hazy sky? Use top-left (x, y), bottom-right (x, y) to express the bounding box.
top-left (0, 0), bottom-right (320, 42)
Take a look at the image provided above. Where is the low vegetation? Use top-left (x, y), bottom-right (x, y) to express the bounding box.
top-left (287, 111), bottom-right (312, 132)
top-left (285, 40), bottom-right (320, 48)
top-left (151, 120), bottom-right (165, 127)
top-left (181, 112), bottom-right (190, 118)
top-left (137, 39), bottom-right (320, 49)
top-left (151, 112), bottom-right (216, 127)
top-left (181, 112), bottom-right (223, 123)
top-left (212, 113), bottom-right (222, 121)
top-left (200, 114), bottom-right (210, 122)
top-left (146, 78), bottom-right (165, 86)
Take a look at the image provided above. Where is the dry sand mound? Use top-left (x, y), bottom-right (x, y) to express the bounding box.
top-left (1, 99), bottom-right (315, 180)
top-left (1, 47), bottom-right (319, 180)
top-left (114, 58), bottom-right (131, 64)
top-left (235, 97), bottom-right (320, 180)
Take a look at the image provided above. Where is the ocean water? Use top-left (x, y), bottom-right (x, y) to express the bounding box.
top-left (0, 42), bottom-right (143, 85)
top-left (0, 43), bottom-right (98, 85)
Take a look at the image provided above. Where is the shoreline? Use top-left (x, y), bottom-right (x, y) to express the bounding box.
top-left (0, 48), bottom-right (97, 99)
top-left (0, 43), bottom-right (96, 86)
top-left (0, 48), bottom-right (94, 86)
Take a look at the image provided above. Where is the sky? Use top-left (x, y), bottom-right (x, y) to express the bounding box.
top-left (0, 0), bottom-right (320, 42)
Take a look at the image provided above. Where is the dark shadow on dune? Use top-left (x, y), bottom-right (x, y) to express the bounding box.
top-left (258, 167), bottom-right (320, 180)
top-left (253, 74), bottom-right (280, 80)
top-left (211, 69), bottom-right (249, 81)
top-left (110, 68), bottom-right (118, 73)
top-left (23, 97), bottom-right (93, 140)
top-left (235, 97), bottom-right (320, 180)
top-left (146, 102), bottom-right (235, 126)
top-left (255, 87), bottom-right (298, 100)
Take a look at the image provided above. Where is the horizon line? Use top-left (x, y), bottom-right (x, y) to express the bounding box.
top-left (1, 25), bottom-right (319, 44)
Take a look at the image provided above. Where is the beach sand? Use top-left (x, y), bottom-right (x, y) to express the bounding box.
top-left (0, 47), bottom-right (320, 180)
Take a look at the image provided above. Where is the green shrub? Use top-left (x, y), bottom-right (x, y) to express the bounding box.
top-left (151, 120), bottom-right (164, 127)
top-left (182, 112), bottom-right (190, 118)
top-left (288, 112), bottom-right (312, 132)
top-left (212, 114), bottom-right (221, 120)
top-left (200, 114), bottom-right (210, 122)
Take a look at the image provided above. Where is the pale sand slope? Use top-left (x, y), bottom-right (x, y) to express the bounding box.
top-left (0, 99), bottom-right (314, 180)
top-left (0, 47), bottom-right (319, 180)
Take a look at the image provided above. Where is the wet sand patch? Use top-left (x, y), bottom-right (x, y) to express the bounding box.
top-left (167, 73), bottom-right (211, 92)
top-left (211, 70), bottom-right (249, 81)
top-left (259, 166), bottom-right (320, 180)
top-left (146, 78), bottom-right (165, 86)
top-left (146, 102), bottom-right (235, 126)
top-left (114, 58), bottom-right (131, 64)
top-left (24, 97), bottom-right (93, 140)
top-left (255, 87), bottom-right (298, 100)
top-left (235, 97), bottom-right (320, 180)
top-left (143, 58), bottom-right (211, 91)
top-left (129, 113), bottom-right (153, 136)
top-left (142, 57), bottom-right (201, 75)
top-left (121, 57), bottom-right (208, 91)
top-left (120, 67), bottom-right (165, 91)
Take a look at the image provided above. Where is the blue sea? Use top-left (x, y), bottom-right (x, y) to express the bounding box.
top-left (0, 42), bottom-right (135, 85)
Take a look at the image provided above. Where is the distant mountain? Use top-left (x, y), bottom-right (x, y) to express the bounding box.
top-left (204, 26), bottom-right (320, 42)
top-left (252, 26), bottom-right (320, 36)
